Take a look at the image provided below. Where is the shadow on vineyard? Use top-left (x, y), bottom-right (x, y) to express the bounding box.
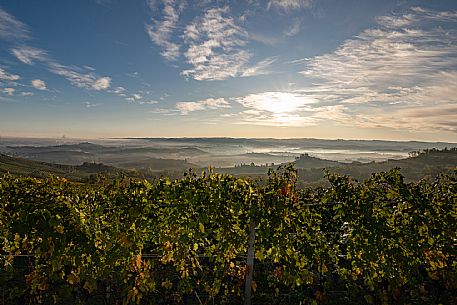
top-left (1, 166), bottom-right (456, 305)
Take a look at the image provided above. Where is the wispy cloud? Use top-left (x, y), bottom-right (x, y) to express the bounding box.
top-left (145, 3), bottom-right (275, 80)
top-left (108, 86), bottom-right (127, 98)
top-left (11, 46), bottom-right (48, 64)
top-left (138, 100), bottom-right (159, 105)
top-left (125, 93), bottom-right (143, 102)
top-left (48, 62), bottom-right (111, 91)
top-left (1, 8), bottom-right (113, 92)
top-left (84, 101), bottom-right (101, 108)
top-left (0, 8), bottom-right (29, 41)
top-left (267, 0), bottom-right (313, 12)
top-left (181, 6), bottom-right (275, 80)
top-left (145, 0), bottom-right (184, 60)
top-left (1, 87), bottom-right (15, 96)
top-left (125, 92), bottom-right (157, 104)
top-left (240, 57), bottom-right (277, 77)
top-left (0, 67), bottom-right (20, 81)
top-left (111, 86), bottom-right (126, 95)
top-left (284, 19), bottom-right (301, 36)
top-left (181, 7), bottom-right (248, 80)
top-left (31, 79), bottom-right (46, 90)
top-left (176, 97), bottom-right (231, 114)
top-left (294, 7), bottom-right (457, 132)
top-left (92, 77), bottom-right (111, 90)
top-left (9, 45), bottom-right (112, 91)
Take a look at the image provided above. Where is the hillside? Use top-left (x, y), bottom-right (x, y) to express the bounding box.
top-left (297, 148), bottom-right (457, 186)
top-left (1, 148), bottom-right (456, 185)
top-left (5, 142), bottom-right (205, 169)
top-left (0, 154), bottom-right (127, 182)
top-left (216, 149), bottom-right (457, 186)
top-left (331, 148), bottom-right (457, 181)
top-left (293, 153), bottom-right (341, 168)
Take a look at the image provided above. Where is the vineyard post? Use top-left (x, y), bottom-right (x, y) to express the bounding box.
top-left (244, 215), bottom-right (256, 305)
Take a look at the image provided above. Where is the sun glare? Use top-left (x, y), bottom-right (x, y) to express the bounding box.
top-left (240, 91), bottom-right (315, 113)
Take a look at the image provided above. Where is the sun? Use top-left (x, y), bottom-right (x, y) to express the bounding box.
top-left (241, 92), bottom-right (315, 114)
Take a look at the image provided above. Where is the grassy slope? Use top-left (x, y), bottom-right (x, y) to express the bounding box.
top-left (0, 154), bottom-right (127, 181)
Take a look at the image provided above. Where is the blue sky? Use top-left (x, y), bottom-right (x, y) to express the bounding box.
top-left (0, 0), bottom-right (456, 141)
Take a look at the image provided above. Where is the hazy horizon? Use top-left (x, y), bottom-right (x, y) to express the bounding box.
top-left (1, 135), bottom-right (457, 144)
top-left (1, 1), bottom-right (457, 141)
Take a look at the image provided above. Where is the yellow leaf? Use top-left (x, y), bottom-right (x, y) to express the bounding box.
top-left (251, 281), bottom-right (257, 292)
top-left (161, 280), bottom-right (172, 289)
top-left (55, 225), bottom-right (64, 234)
top-left (322, 264), bottom-right (328, 273)
top-left (199, 223), bottom-right (205, 233)
top-left (67, 273), bottom-right (80, 285)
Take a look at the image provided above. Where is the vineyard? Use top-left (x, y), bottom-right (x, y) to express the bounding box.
top-left (1, 166), bottom-right (456, 304)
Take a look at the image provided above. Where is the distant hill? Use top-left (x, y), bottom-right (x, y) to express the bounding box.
top-left (215, 149), bottom-right (457, 186)
top-left (5, 142), bottom-right (207, 169)
top-left (293, 153), bottom-right (341, 168)
top-left (0, 154), bottom-right (127, 182)
top-left (297, 148), bottom-right (457, 186)
top-left (134, 137), bottom-right (457, 152)
top-left (329, 148), bottom-right (457, 181)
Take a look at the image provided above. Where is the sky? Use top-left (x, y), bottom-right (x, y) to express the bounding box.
top-left (0, 0), bottom-right (457, 141)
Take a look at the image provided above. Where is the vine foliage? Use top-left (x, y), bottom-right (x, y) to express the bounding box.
top-left (1, 166), bottom-right (456, 304)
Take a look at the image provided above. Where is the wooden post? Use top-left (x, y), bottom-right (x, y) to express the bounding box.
top-left (245, 216), bottom-right (256, 305)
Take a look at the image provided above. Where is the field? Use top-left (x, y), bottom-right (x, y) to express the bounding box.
top-left (1, 165), bottom-right (456, 304)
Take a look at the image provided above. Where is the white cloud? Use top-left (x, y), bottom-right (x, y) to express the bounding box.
top-left (176, 97), bottom-right (231, 114)
top-left (240, 57), bottom-right (276, 77)
top-left (84, 65), bottom-right (96, 71)
top-left (181, 7), bottom-right (274, 80)
top-left (126, 93), bottom-right (144, 102)
top-left (181, 7), bottom-right (248, 80)
top-left (0, 8), bottom-right (29, 41)
top-left (20, 92), bottom-right (34, 96)
top-left (267, 0), bottom-right (312, 12)
top-left (10, 45), bottom-right (112, 91)
top-left (295, 7), bottom-right (457, 132)
top-left (2, 87), bottom-right (15, 96)
top-left (125, 94), bottom-right (158, 105)
top-left (138, 100), bottom-right (159, 105)
top-left (144, 100), bottom-right (158, 105)
top-left (92, 76), bottom-right (111, 90)
top-left (3, 10), bottom-right (113, 92)
top-left (31, 79), bottom-right (47, 90)
top-left (84, 101), bottom-right (100, 108)
top-left (48, 62), bottom-right (111, 91)
top-left (113, 86), bottom-right (126, 95)
top-left (0, 67), bottom-right (20, 81)
top-left (145, 0), bottom-right (184, 60)
top-left (284, 19), bottom-right (301, 36)
top-left (145, 3), bottom-right (276, 80)
top-left (11, 46), bottom-right (48, 65)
